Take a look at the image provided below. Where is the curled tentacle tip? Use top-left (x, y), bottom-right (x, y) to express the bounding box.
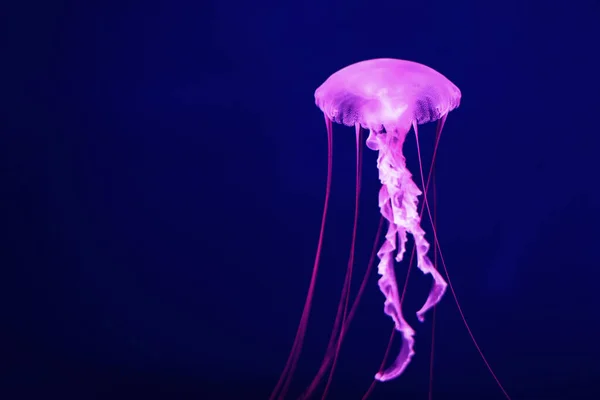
top-left (416, 312), bottom-right (425, 323)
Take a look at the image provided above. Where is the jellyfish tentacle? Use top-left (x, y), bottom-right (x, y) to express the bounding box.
top-left (300, 216), bottom-right (384, 400)
top-left (270, 116), bottom-right (334, 400)
top-left (413, 120), bottom-right (512, 400)
top-left (321, 125), bottom-right (363, 399)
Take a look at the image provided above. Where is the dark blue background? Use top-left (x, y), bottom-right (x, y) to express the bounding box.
top-left (4, 0), bottom-right (600, 399)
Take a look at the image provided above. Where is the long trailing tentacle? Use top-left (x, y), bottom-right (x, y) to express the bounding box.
top-left (427, 118), bottom-right (441, 400)
top-left (321, 124), bottom-right (363, 400)
top-left (300, 216), bottom-right (384, 400)
top-left (270, 115), bottom-right (334, 400)
top-left (413, 118), bottom-right (512, 400)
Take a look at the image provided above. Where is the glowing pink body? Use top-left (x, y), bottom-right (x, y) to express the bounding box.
top-left (271, 59), bottom-right (508, 400)
top-left (316, 58), bottom-right (460, 381)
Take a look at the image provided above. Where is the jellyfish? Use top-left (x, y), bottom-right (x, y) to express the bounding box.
top-left (270, 59), bottom-right (509, 400)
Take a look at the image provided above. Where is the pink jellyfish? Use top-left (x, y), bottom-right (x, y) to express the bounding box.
top-left (271, 59), bottom-right (510, 400)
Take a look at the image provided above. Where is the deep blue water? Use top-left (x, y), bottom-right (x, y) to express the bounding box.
top-left (4, 0), bottom-right (600, 399)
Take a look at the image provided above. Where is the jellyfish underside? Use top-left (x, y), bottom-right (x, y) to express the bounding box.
top-left (270, 59), bottom-right (510, 400)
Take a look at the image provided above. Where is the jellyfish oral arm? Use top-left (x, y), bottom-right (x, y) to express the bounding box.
top-left (373, 182), bottom-right (415, 382)
top-left (369, 129), bottom-right (448, 382)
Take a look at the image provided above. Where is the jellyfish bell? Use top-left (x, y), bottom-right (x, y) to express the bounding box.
top-left (315, 58), bottom-right (461, 127)
top-left (271, 58), bottom-right (510, 400)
